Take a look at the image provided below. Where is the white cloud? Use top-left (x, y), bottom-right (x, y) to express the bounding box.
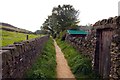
top-left (0, 0), bottom-right (119, 32)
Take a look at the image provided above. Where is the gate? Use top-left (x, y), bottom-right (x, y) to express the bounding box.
top-left (94, 28), bottom-right (113, 79)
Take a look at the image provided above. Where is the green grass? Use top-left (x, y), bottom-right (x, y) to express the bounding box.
top-left (56, 39), bottom-right (100, 80)
top-left (25, 37), bottom-right (56, 79)
top-left (0, 30), bottom-right (41, 47)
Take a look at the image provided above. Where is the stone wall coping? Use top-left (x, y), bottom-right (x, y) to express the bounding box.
top-left (94, 24), bottom-right (116, 30)
top-left (94, 16), bottom-right (120, 28)
top-left (1, 47), bottom-right (16, 50)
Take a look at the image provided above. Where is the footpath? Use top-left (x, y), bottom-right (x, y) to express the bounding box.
top-left (54, 40), bottom-right (76, 80)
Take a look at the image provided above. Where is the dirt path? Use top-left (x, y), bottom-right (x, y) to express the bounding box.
top-left (54, 40), bottom-right (76, 80)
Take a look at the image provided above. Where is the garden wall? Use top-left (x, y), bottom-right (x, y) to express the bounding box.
top-left (0, 35), bottom-right (49, 79)
top-left (66, 16), bottom-right (120, 79)
top-left (65, 29), bottom-right (96, 65)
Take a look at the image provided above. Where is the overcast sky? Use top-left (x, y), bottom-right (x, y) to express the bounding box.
top-left (0, 0), bottom-right (120, 32)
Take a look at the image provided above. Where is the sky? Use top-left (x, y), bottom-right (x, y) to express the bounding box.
top-left (0, 0), bottom-right (120, 32)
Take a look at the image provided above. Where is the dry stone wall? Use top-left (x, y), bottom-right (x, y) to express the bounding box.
top-left (66, 29), bottom-right (96, 59)
top-left (0, 36), bottom-right (49, 79)
top-left (94, 16), bottom-right (120, 79)
top-left (65, 16), bottom-right (120, 79)
top-left (66, 29), bottom-right (96, 70)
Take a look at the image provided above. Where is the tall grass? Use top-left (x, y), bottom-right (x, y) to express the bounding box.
top-left (25, 37), bottom-right (56, 79)
top-left (0, 30), bottom-right (41, 47)
top-left (56, 39), bottom-right (100, 80)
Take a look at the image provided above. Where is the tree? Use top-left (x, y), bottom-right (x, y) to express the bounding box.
top-left (52, 5), bottom-right (79, 31)
top-left (41, 4), bottom-right (80, 38)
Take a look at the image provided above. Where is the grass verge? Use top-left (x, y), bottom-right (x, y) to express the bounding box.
top-left (56, 39), bottom-right (100, 80)
top-left (25, 37), bottom-right (56, 79)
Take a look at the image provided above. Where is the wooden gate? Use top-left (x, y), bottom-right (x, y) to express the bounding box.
top-left (94, 29), bottom-right (113, 79)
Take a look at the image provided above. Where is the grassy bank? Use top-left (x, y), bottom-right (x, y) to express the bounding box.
top-left (56, 39), bottom-right (99, 80)
top-left (25, 37), bottom-right (56, 79)
top-left (0, 30), bottom-right (41, 47)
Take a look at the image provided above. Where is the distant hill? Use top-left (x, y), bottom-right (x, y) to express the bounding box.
top-left (0, 22), bottom-right (33, 34)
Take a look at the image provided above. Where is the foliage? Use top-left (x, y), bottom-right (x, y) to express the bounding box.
top-left (0, 30), bottom-right (41, 47)
top-left (41, 4), bottom-right (80, 38)
top-left (25, 37), bottom-right (56, 79)
top-left (56, 39), bottom-right (100, 80)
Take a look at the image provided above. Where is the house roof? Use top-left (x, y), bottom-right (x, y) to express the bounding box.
top-left (67, 30), bottom-right (88, 35)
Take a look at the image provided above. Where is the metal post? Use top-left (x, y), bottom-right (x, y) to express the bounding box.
top-left (26, 35), bottom-right (29, 40)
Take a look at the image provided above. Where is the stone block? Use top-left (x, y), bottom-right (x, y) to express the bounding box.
top-left (2, 73), bottom-right (11, 79)
top-left (14, 44), bottom-right (22, 53)
top-left (1, 47), bottom-right (16, 58)
top-left (2, 63), bottom-right (9, 76)
top-left (1, 50), bottom-right (11, 63)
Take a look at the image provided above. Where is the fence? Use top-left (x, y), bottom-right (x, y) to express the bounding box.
top-left (66, 16), bottom-right (120, 79)
top-left (0, 35), bottom-right (49, 79)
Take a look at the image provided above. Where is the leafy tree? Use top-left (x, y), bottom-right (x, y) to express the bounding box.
top-left (41, 4), bottom-right (80, 38)
top-left (52, 5), bottom-right (79, 31)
